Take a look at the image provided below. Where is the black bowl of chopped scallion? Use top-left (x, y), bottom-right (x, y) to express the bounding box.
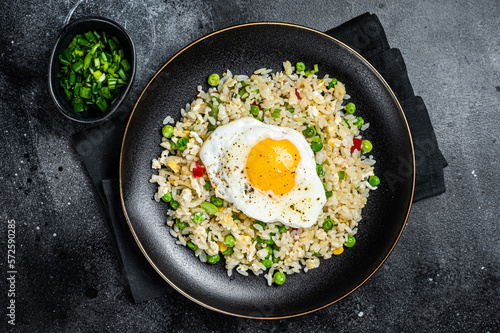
top-left (48, 17), bottom-right (136, 123)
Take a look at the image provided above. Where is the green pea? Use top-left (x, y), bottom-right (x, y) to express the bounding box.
top-left (311, 137), bottom-right (323, 152)
top-left (204, 180), bottom-right (213, 191)
top-left (278, 225), bottom-right (287, 233)
top-left (354, 117), bottom-right (364, 127)
top-left (250, 104), bottom-right (260, 116)
top-left (170, 200), bottom-right (180, 210)
top-left (273, 271), bottom-right (286, 285)
top-left (304, 126), bottom-right (316, 138)
top-left (207, 253), bottom-right (220, 264)
top-left (322, 219), bottom-right (334, 231)
top-left (210, 196), bottom-right (224, 207)
top-left (316, 164), bottom-right (325, 176)
top-left (187, 240), bottom-right (198, 251)
top-left (221, 247), bottom-right (233, 256)
top-left (296, 62), bottom-right (305, 72)
top-left (192, 212), bottom-right (205, 224)
top-left (328, 78), bottom-right (338, 88)
top-left (175, 219), bottom-right (189, 230)
top-left (344, 235), bottom-right (356, 247)
top-left (223, 234), bottom-right (236, 248)
top-left (345, 102), bottom-right (356, 114)
top-left (207, 73), bottom-right (220, 86)
top-left (265, 246), bottom-right (273, 257)
top-left (273, 256), bottom-right (281, 263)
top-left (325, 191), bottom-right (333, 198)
top-left (200, 202), bottom-right (218, 215)
top-left (254, 220), bottom-right (266, 228)
top-left (162, 125), bottom-right (174, 138)
top-left (271, 109), bottom-right (281, 118)
top-left (176, 137), bottom-right (188, 151)
top-left (361, 140), bottom-right (372, 153)
top-left (369, 175), bottom-right (380, 187)
top-left (262, 259), bottom-right (273, 269)
top-left (161, 192), bottom-right (172, 203)
top-left (232, 215), bottom-right (240, 221)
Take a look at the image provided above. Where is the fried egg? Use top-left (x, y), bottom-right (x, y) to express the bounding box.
top-left (199, 117), bottom-right (326, 228)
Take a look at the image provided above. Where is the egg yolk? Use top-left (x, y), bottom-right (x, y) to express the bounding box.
top-left (245, 138), bottom-right (301, 196)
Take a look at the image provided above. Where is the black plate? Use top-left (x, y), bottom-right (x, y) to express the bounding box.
top-left (120, 23), bottom-right (414, 318)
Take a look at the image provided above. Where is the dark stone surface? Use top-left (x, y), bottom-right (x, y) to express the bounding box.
top-left (1, 0), bottom-right (499, 332)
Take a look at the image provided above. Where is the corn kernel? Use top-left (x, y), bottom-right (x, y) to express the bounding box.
top-left (333, 246), bottom-right (344, 255)
top-left (328, 137), bottom-right (337, 147)
top-left (218, 206), bottom-right (225, 212)
top-left (183, 130), bottom-right (190, 136)
top-left (218, 241), bottom-right (227, 252)
top-left (317, 79), bottom-right (325, 89)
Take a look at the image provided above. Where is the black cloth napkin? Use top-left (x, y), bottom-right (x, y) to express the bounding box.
top-left (325, 13), bottom-right (447, 200)
top-left (71, 12), bottom-right (446, 303)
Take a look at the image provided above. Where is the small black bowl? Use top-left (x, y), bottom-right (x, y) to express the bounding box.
top-left (48, 16), bottom-right (136, 123)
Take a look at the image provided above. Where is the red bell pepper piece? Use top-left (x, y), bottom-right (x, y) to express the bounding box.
top-left (351, 138), bottom-right (362, 151)
top-left (192, 162), bottom-right (205, 178)
top-left (295, 89), bottom-right (301, 100)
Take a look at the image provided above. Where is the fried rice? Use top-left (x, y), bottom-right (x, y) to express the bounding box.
top-left (150, 61), bottom-right (377, 285)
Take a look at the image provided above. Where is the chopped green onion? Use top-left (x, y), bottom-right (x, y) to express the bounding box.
top-left (345, 102), bottom-right (356, 114)
top-left (271, 109), bottom-right (281, 118)
top-left (72, 60), bottom-right (84, 72)
top-left (56, 30), bottom-right (132, 115)
top-left (84, 31), bottom-right (95, 42)
top-left (338, 171), bottom-right (345, 180)
top-left (80, 87), bottom-right (91, 99)
top-left (73, 98), bottom-right (84, 112)
top-left (95, 97), bottom-right (108, 112)
top-left (210, 196), bottom-right (224, 207)
top-left (121, 59), bottom-right (131, 71)
top-left (200, 202), bottom-right (218, 215)
top-left (316, 164), bottom-right (325, 176)
top-left (296, 62), bottom-right (305, 72)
